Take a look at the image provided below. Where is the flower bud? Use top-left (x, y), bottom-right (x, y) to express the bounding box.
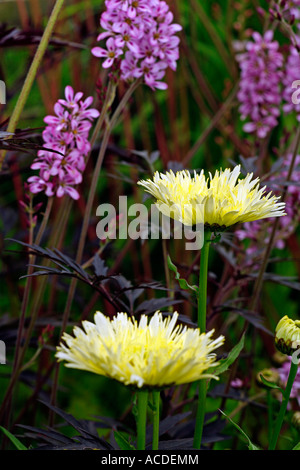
top-left (275, 315), bottom-right (300, 356)
top-left (292, 411), bottom-right (300, 430)
top-left (271, 350), bottom-right (287, 366)
top-left (256, 368), bottom-right (279, 388)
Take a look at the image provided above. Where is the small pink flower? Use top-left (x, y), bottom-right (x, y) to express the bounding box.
top-left (92, 37), bottom-right (123, 69)
top-left (58, 85), bottom-right (83, 108)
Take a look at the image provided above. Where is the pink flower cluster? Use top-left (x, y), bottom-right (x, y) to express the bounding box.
top-left (283, 45), bottom-right (300, 122)
top-left (27, 86), bottom-right (100, 200)
top-left (236, 31), bottom-right (284, 138)
top-left (91, 0), bottom-right (182, 90)
top-left (236, 154), bottom-right (300, 257)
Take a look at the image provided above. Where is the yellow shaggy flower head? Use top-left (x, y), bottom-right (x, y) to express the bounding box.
top-left (56, 311), bottom-right (224, 389)
top-left (137, 165), bottom-right (286, 229)
top-left (275, 315), bottom-right (300, 355)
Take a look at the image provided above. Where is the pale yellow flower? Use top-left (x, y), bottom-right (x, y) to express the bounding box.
top-left (137, 165), bottom-right (286, 229)
top-left (275, 315), bottom-right (300, 355)
top-left (56, 311), bottom-right (224, 389)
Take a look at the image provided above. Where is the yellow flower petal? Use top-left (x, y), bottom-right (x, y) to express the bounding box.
top-left (56, 311), bottom-right (224, 389)
top-left (138, 165), bottom-right (286, 229)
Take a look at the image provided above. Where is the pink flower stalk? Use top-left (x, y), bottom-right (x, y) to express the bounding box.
top-left (27, 86), bottom-right (100, 200)
top-left (236, 154), bottom-right (300, 257)
top-left (236, 31), bottom-right (284, 138)
top-left (92, 0), bottom-right (182, 90)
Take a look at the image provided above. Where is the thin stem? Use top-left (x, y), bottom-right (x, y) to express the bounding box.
top-left (190, 0), bottom-right (236, 77)
top-left (78, 80), bottom-right (140, 267)
top-left (162, 238), bottom-right (171, 294)
top-left (0, 196), bottom-right (54, 425)
top-left (268, 360), bottom-right (299, 450)
top-left (250, 125), bottom-right (300, 313)
top-left (86, 81), bottom-right (117, 165)
top-left (0, 0), bottom-right (65, 170)
top-left (182, 83), bottom-right (239, 166)
top-left (137, 389), bottom-right (148, 450)
top-left (152, 390), bottom-right (160, 451)
top-left (60, 80), bottom-right (141, 321)
top-left (13, 196), bottom-right (54, 372)
top-left (193, 230), bottom-right (211, 449)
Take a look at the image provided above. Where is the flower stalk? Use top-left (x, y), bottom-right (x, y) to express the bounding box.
top-left (137, 390), bottom-right (148, 450)
top-left (193, 230), bottom-right (211, 449)
top-left (152, 390), bottom-right (160, 451)
top-left (268, 360), bottom-right (299, 450)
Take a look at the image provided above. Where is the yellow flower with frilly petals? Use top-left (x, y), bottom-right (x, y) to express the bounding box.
top-left (137, 165), bottom-right (286, 230)
top-left (275, 315), bottom-right (300, 355)
top-left (56, 311), bottom-right (224, 389)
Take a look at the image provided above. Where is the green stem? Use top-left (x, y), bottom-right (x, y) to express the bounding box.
top-left (193, 380), bottom-right (207, 449)
top-left (197, 230), bottom-right (211, 331)
top-left (152, 390), bottom-right (160, 451)
top-left (0, 0), bottom-right (65, 170)
top-left (268, 360), bottom-right (299, 450)
top-left (193, 230), bottom-right (211, 449)
top-left (137, 390), bottom-right (148, 450)
top-left (267, 389), bottom-right (273, 443)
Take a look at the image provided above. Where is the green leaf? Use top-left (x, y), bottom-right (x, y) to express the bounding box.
top-left (258, 374), bottom-right (284, 394)
top-left (167, 255), bottom-right (198, 294)
top-left (212, 333), bottom-right (245, 376)
top-left (0, 426), bottom-right (27, 450)
top-left (292, 442), bottom-right (300, 450)
top-left (114, 430), bottom-right (135, 450)
top-left (219, 410), bottom-right (260, 450)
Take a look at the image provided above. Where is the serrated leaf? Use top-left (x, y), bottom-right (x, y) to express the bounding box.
top-left (93, 254), bottom-right (108, 277)
top-left (219, 410), bottom-right (260, 450)
top-left (0, 426), bottom-right (27, 450)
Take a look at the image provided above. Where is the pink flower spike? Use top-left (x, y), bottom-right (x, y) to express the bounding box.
top-left (27, 86), bottom-right (99, 200)
top-left (92, 0), bottom-right (182, 89)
